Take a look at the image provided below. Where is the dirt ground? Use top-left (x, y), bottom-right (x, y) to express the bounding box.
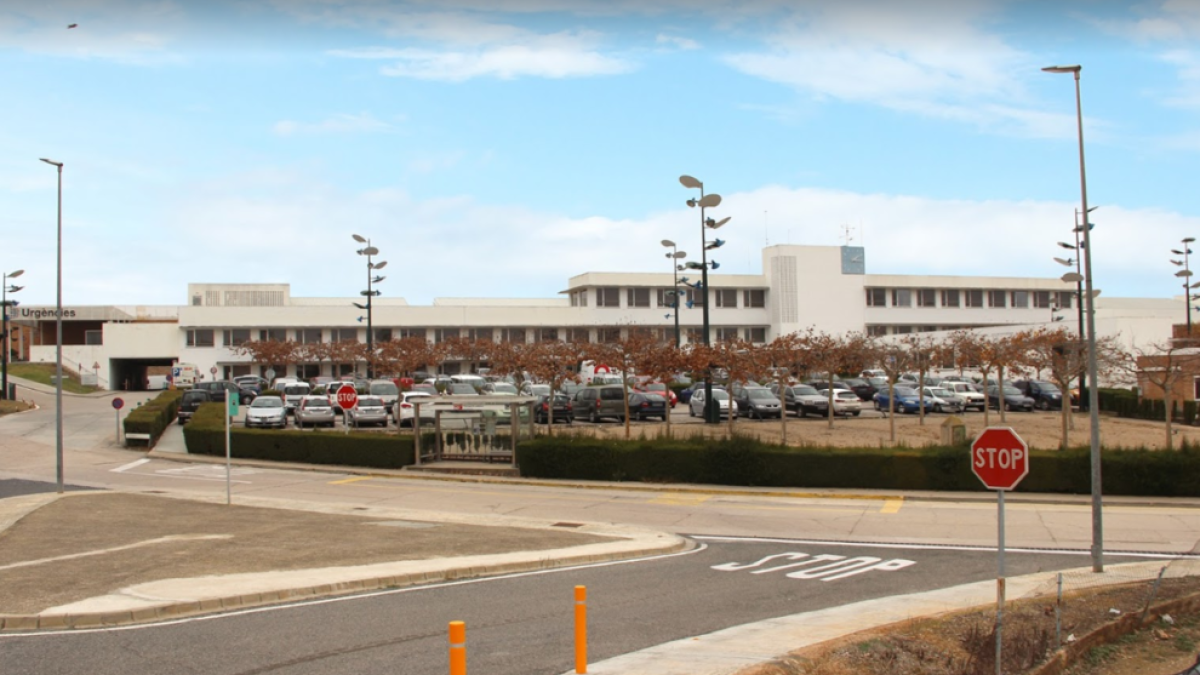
top-left (742, 577), bottom-right (1200, 675)
top-left (570, 409), bottom-right (1198, 451)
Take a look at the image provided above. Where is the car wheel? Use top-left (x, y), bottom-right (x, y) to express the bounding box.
top-left (689, 406), bottom-right (696, 418)
top-left (1036, 399), bottom-right (1050, 411)
top-left (852, 411), bottom-right (861, 417)
top-left (590, 409), bottom-right (599, 423)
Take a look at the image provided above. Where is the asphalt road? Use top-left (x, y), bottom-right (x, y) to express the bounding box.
top-left (0, 537), bottom-right (1143, 675)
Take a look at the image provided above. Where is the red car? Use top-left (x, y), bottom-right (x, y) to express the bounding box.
top-left (641, 382), bottom-right (678, 408)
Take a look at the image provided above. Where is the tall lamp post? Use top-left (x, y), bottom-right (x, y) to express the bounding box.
top-left (2, 270), bottom-right (25, 401)
top-left (1170, 237), bottom-right (1199, 336)
top-left (660, 240), bottom-right (687, 346)
top-left (679, 175), bottom-right (730, 424)
top-left (1055, 207), bottom-right (1097, 411)
top-left (39, 157), bottom-right (64, 494)
top-left (1043, 63), bottom-right (1102, 572)
top-left (351, 235), bottom-right (386, 379)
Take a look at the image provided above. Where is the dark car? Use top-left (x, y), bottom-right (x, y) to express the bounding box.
top-left (841, 377), bottom-right (878, 402)
top-left (177, 389), bottom-right (212, 425)
top-left (770, 383), bottom-right (829, 417)
top-left (572, 385), bottom-right (627, 423)
top-left (986, 385), bottom-right (1036, 412)
top-left (677, 383), bottom-right (701, 405)
top-left (533, 394), bottom-right (573, 424)
top-left (628, 393), bottom-right (668, 421)
top-left (731, 386), bottom-right (783, 419)
top-left (193, 380), bottom-right (240, 403)
top-left (1012, 380), bottom-right (1065, 411)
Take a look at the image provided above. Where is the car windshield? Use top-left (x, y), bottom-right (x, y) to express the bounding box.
top-left (251, 397), bottom-right (283, 408)
top-left (284, 385), bottom-right (309, 395)
top-left (931, 388), bottom-right (953, 397)
top-left (747, 389), bottom-right (774, 399)
top-left (711, 390), bottom-right (729, 401)
top-left (304, 399), bottom-right (331, 408)
top-left (895, 388), bottom-right (917, 396)
top-left (1034, 382), bottom-right (1061, 392)
top-left (835, 390), bottom-right (857, 399)
top-left (794, 385), bottom-right (820, 396)
top-left (641, 394), bottom-right (666, 403)
top-left (449, 384), bottom-right (478, 395)
top-left (528, 384), bottom-right (550, 396)
top-left (1001, 387), bottom-right (1021, 395)
top-left (490, 383), bottom-right (518, 394)
top-left (357, 397), bottom-right (385, 407)
top-left (369, 382), bottom-right (399, 395)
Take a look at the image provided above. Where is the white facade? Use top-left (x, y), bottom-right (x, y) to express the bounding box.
top-left (15, 244), bottom-right (1185, 389)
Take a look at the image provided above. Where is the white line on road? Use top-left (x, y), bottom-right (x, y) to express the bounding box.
top-left (692, 535), bottom-right (1200, 559)
top-left (111, 459), bottom-right (151, 473)
top-left (0, 535), bottom-right (233, 572)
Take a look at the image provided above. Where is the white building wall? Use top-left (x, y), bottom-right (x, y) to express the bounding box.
top-left (764, 245), bottom-right (866, 337)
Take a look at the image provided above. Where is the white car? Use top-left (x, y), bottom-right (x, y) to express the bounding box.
top-left (945, 382), bottom-right (987, 411)
top-left (920, 386), bottom-right (966, 414)
top-left (368, 379), bottom-right (400, 412)
top-left (281, 382), bottom-right (311, 415)
top-left (345, 395), bottom-right (389, 428)
top-left (394, 391), bottom-right (437, 427)
top-left (245, 395), bottom-right (287, 429)
top-left (831, 389), bottom-right (863, 416)
top-left (688, 387), bottom-right (738, 419)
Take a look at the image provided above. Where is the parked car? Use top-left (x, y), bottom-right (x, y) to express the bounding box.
top-left (245, 395), bottom-right (287, 429)
top-left (394, 391), bottom-right (437, 427)
top-left (688, 387), bottom-right (737, 419)
top-left (873, 386), bottom-right (934, 415)
top-left (1012, 380), bottom-right (1065, 411)
top-left (345, 395), bottom-right (389, 428)
top-left (640, 382), bottom-right (678, 408)
top-left (841, 377), bottom-right (878, 402)
top-left (770, 383), bottom-right (829, 417)
top-left (919, 386), bottom-right (966, 414)
top-left (945, 381), bottom-right (987, 411)
top-left (986, 386), bottom-right (1036, 412)
top-left (533, 393), bottom-right (573, 424)
top-left (628, 392), bottom-right (669, 421)
top-left (521, 383), bottom-right (552, 397)
top-left (573, 385), bottom-right (627, 423)
top-left (482, 382), bottom-right (520, 395)
top-left (177, 389), bottom-right (212, 425)
top-left (447, 383), bottom-right (480, 396)
top-left (233, 375), bottom-right (269, 392)
top-left (281, 382), bottom-right (312, 415)
top-left (831, 389), bottom-right (863, 416)
top-left (368, 379), bottom-right (401, 412)
top-left (295, 395), bottom-right (335, 428)
top-left (677, 383), bottom-right (701, 405)
top-left (731, 386), bottom-right (783, 419)
top-left (193, 380), bottom-right (239, 403)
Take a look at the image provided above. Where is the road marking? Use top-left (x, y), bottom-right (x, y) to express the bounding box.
top-left (649, 493), bottom-right (711, 506)
top-left (881, 499), bottom-right (903, 514)
top-left (0, 534), bottom-right (232, 572)
top-left (693, 535), bottom-right (1200, 559)
top-left (713, 551), bottom-right (916, 581)
top-left (329, 476), bottom-right (373, 485)
top-left (112, 458), bottom-right (151, 473)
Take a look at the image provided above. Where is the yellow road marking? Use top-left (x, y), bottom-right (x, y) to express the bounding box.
top-left (881, 498), bottom-right (904, 514)
top-left (649, 493), bottom-right (712, 507)
top-left (329, 476), bottom-right (373, 485)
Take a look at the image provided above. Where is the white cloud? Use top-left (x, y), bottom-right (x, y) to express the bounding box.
top-left (272, 113), bottom-right (397, 136)
top-left (655, 33), bottom-right (698, 50)
top-left (0, 2), bottom-right (182, 64)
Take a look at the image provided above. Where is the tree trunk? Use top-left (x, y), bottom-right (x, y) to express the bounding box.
top-left (918, 370), bottom-right (926, 425)
top-left (1166, 388), bottom-right (1174, 451)
top-left (827, 373), bottom-right (835, 430)
top-left (982, 369), bottom-right (992, 428)
top-left (998, 368), bottom-right (1007, 424)
top-left (778, 375), bottom-right (788, 445)
top-left (888, 381), bottom-right (896, 443)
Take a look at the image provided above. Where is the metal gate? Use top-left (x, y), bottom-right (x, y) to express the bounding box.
top-left (412, 395), bottom-right (536, 467)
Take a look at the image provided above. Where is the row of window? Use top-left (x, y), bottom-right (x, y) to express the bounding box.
top-left (186, 325), bottom-right (771, 348)
top-left (865, 288), bottom-right (1074, 310)
top-left (569, 287), bottom-right (767, 309)
top-left (865, 324), bottom-right (1022, 336)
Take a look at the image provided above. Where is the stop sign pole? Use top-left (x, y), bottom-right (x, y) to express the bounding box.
top-left (972, 426), bottom-right (1030, 675)
top-left (337, 385), bottom-right (358, 435)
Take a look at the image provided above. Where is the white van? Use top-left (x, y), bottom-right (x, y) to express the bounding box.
top-left (281, 382), bottom-right (312, 414)
top-left (449, 374), bottom-right (486, 391)
top-left (147, 375), bottom-right (170, 390)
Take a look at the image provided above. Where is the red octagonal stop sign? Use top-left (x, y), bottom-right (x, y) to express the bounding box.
top-left (971, 427), bottom-right (1029, 491)
top-left (336, 384), bottom-right (359, 411)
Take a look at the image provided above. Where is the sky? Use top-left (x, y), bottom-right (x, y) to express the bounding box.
top-left (1, 0), bottom-right (1199, 308)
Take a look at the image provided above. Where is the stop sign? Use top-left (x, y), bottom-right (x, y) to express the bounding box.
top-left (971, 427), bottom-right (1029, 491)
top-left (336, 384), bottom-right (358, 410)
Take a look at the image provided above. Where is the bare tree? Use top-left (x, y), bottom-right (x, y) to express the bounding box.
top-left (523, 340), bottom-right (588, 436)
top-left (375, 337), bottom-right (445, 384)
top-left (866, 339), bottom-right (913, 443)
top-left (236, 339), bottom-right (301, 385)
top-left (1133, 340), bottom-right (1200, 450)
top-left (628, 338), bottom-right (688, 436)
top-left (585, 331), bottom-right (658, 439)
top-left (764, 333), bottom-right (807, 445)
top-left (798, 329), bottom-right (870, 429)
top-left (900, 334), bottom-right (951, 425)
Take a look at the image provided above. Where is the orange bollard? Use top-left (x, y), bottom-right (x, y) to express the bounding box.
top-left (449, 621), bottom-right (466, 675)
top-left (575, 585), bottom-right (588, 674)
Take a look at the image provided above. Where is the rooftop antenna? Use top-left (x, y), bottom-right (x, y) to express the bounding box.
top-left (840, 223), bottom-right (855, 246)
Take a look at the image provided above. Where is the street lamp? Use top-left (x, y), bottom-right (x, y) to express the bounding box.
top-left (1043, 63), bottom-right (1103, 573)
top-left (39, 157), bottom-right (64, 494)
top-left (661, 240), bottom-right (688, 346)
top-left (2, 269), bottom-right (24, 401)
top-left (1170, 237), bottom-right (1198, 336)
top-left (680, 175), bottom-right (730, 424)
top-left (352, 235), bottom-right (386, 379)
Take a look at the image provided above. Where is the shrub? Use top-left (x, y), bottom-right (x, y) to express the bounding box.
top-left (123, 389), bottom-right (184, 445)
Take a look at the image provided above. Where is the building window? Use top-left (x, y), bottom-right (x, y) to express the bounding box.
top-left (399, 327), bottom-right (426, 340)
top-left (434, 328), bottom-right (459, 343)
top-left (500, 328), bottom-right (526, 344)
top-left (330, 328), bottom-right (357, 342)
top-left (895, 325), bottom-right (913, 334)
top-left (687, 288), bottom-right (706, 307)
top-left (468, 328), bottom-right (493, 342)
top-left (717, 327), bottom-right (739, 342)
top-left (1033, 291), bottom-right (1053, 309)
top-left (917, 289), bottom-right (937, 307)
top-left (297, 329), bottom-right (322, 344)
top-left (1012, 291), bottom-right (1030, 308)
top-left (685, 327), bottom-right (704, 344)
top-left (597, 328), bottom-right (621, 343)
top-left (867, 325), bottom-right (888, 337)
top-left (596, 287), bottom-right (620, 307)
top-left (537, 328), bottom-right (559, 342)
top-left (866, 288), bottom-right (887, 307)
top-left (745, 327), bottom-right (767, 343)
top-left (570, 290), bottom-right (588, 307)
top-left (627, 288), bottom-right (651, 308)
top-left (297, 364), bottom-right (320, 380)
top-left (263, 364), bottom-right (286, 379)
top-left (715, 289), bottom-right (738, 308)
top-left (85, 330), bottom-right (103, 346)
top-left (259, 329), bottom-right (287, 342)
top-left (892, 289), bottom-right (912, 307)
top-left (744, 290), bottom-right (766, 308)
top-left (567, 328), bottom-right (590, 343)
top-left (223, 329), bottom-right (251, 347)
top-left (186, 329), bottom-right (215, 347)
top-left (988, 290), bottom-right (1007, 308)
top-left (657, 288), bottom-right (682, 308)
top-left (966, 290), bottom-right (984, 308)
top-left (1057, 292), bottom-right (1073, 309)
top-left (373, 328), bottom-right (392, 342)
top-left (941, 289), bottom-right (960, 307)
top-left (335, 363), bottom-right (355, 376)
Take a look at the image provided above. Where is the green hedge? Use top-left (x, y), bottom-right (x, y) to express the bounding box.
top-left (1098, 388), bottom-right (1198, 425)
top-left (515, 434), bottom-right (1200, 497)
top-left (182, 403), bottom-right (416, 469)
top-left (123, 389), bottom-right (183, 445)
